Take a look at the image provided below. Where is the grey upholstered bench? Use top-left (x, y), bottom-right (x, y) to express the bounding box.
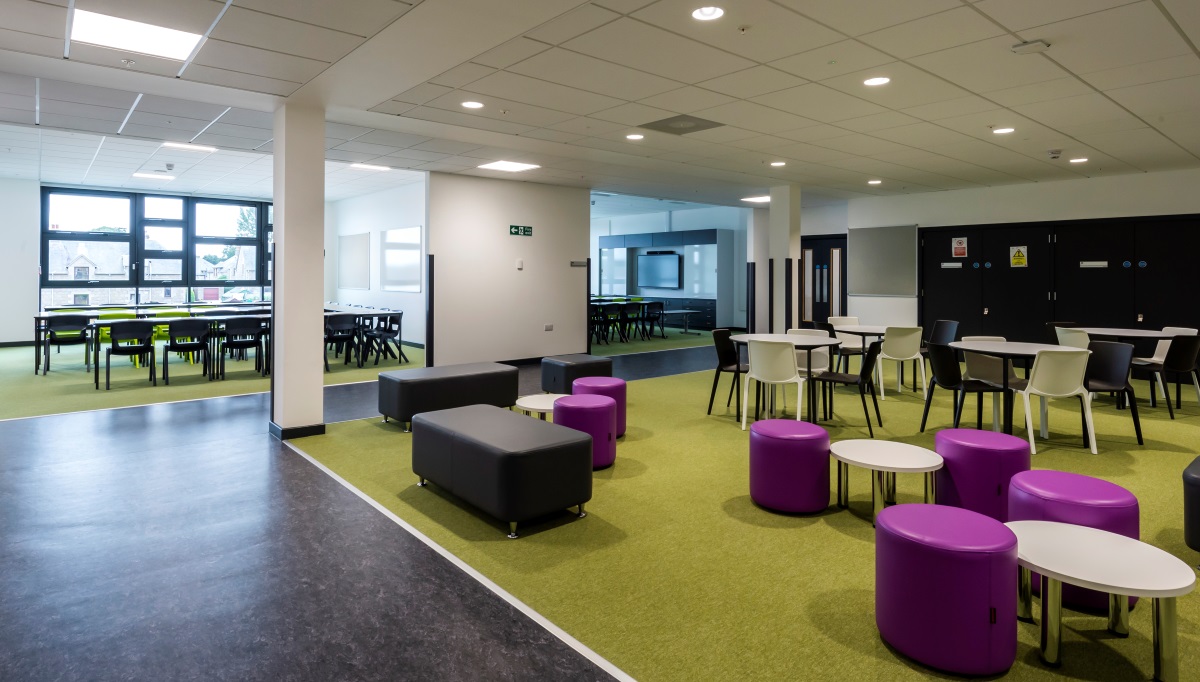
top-left (541, 353), bottom-right (612, 393)
top-left (412, 405), bottom-right (592, 538)
top-left (1185, 456), bottom-right (1200, 552)
top-left (379, 362), bottom-right (518, 431)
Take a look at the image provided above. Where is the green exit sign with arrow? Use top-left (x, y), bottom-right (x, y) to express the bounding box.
top-left (509, 225), bottom-right (533, 236)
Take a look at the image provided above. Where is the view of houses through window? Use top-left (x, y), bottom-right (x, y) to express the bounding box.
top-left (41, 189), bottom-right (272, 308)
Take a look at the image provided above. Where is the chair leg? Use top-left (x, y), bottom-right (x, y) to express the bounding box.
top-left (993, 396), bottom-right (1002, 432)
top-left (1126, 387), bottom-right (1144, 445)
top-left (1022, 393), bottom-right (1037, 454)
top-left (105, 350), bottom-right (111, 390)
top-left (953, 389), bottom-right (965, 428)
top-left (1157, 372), bottom-right (1174, 419)
top-left (1082, 392), bottom-right (1097, 454)
top-left (150, 348), bottom-right (156, 386)
top-left (726, 373), bottom-right (737, 407)
top-left (878, 360), bottom-right (886, 400)
top-left (794, 379), bottom-right (805, 422)
top-left (976, 392), bottom-right (984, 430)
top-left (733, 372), bottom-right (741, 417)
top-left (707, 370), bottom-right (721, 415)
top-left (163, 348), bottom-right (170, 385)
top-left (1039, 395), bottom-right (1049, 438)
top-left (858, 386), bottom-right (873, 438)
top-left (869, 382), bottom-right (882, 426)
top-left (918, 359), bottom-right (928, 400)
top-left (1192, 370), bottom-right (1200, 406)
top-left (741, 377), bottom-right (751, 431)
top-left (919, 383), bottom-right (935, 432)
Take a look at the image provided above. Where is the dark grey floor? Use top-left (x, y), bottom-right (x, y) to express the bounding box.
top-left (1, 346), bottom-right (706, 681)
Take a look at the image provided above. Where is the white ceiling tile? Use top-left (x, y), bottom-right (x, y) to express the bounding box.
top-left (1106, 74), bottom-right (1200, 117)
top-left (119, 123), bottom-right (193, 143)
top-left (1082, 54), bottom-right (1200, 91)
top-left (429, 62), bottom-right (497, 89)
top-left (182, 64), bottom-right (300, 97)
top-left (637, 87), bottom-right (736, 114)
top-left (40, 98), bottom-right (127, 122)
top-left (464, 70), bottom-right (622, 116)
top-left (771, 141), bottom-right (855, 163)
top-left (525, 4), bottom-right (620, 44)
top-left (1076, 126), bottom-right (1198, 170)
top-left (127, 111), bottom-right (211, 134)
top-left (392, 82), bottom-right (453, 105)
top-left (370, 100), bottom-right (419, 116)
top-left (41, 79), bottom-right (137, 109)
top-left (0, 106), bottom-right (34, 125)
top-left (3, 0), bottom-right (66, 37)
top-left (821, 62), bottom-right (971, 110)
top-left (563, 17), bottom-right (755, 83)
top-left (426, 91), bottom-right (576, 127)
top-left (872, 122), bottom-right (978, 148)
top-left (775, 125), bottom-right (852, 143)
top-left (547, 116), bottom-right (627, 136)
top-left (983, 77), bottom-right (1094, 107)
top-left (521, 128), bottom-right (584, 143)
top-left (138, 95), bottom-right (228, 122)
top-left (836, 111), bottom-right (924, 133)
top-left (586, 102), bottom-right (674, 126)
top-left (325, 123), bottom-right (373, 140)
top-left (1161, 0), bottom-right (1200, 48)
top-left (1013, 93), bottom-right (1145, 136)
top-left (194, 40), bottom-right (328, 84)
top-left (752, 84), bottom-right (887, 123)
top-left (900, 95), bottom-right (1001, 121)
top-left (471, 38), bottom-right (552, 69)
top-left (591, 0), bottom-right (655, 14)
top-left (211, 6), bottom-right (364, 63)
top-left (1031, 3), bottom-right (1192, 75)
top-left (411, 139), bottom-right (484, 155)
top-left (809, 135), bottom-right (913, 157)
top-left (769, 40), bottom-right (893, 83)
top-left (67, 43), bottom-right (180, 77)
top-left (403, 106), bottom-right (537, 135)
top-left (910, 36), bottom-right (1073, 94)
top-left (190, 133), bottom-right (264, 151)
top-left (633, 0), bottom-right (842, 63)
top-left (696, 66), bottom-right (806, 99)
top-left (682, 126), bottom-right (760, 143)
top-left (353, 130), bottom-right (432, 148)
top-left (692, 100), bottom-right (822, 134)
top-left (859, 8), bottom-right (1005, 59)
top-left (0, 25), bottom-right (61, 58)
top-left (974, 0), bottom-right (1141, 31)
top-left (232, 0), bottom-right (409, 38)
top-left (221, 109), bottom-right (274, 129)
top-left (332, 141), bottom-right (400, 156)
top-left (775, 0), bottom-right (960, 37)
top-left (508, 48), bottom-right (680, 101)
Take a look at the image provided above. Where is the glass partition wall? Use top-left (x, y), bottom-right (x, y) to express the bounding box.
top-left (40, 188), bottom-right (273, 308)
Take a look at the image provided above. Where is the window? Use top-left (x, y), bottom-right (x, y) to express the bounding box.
top-left (41, 188), bottom-right (271, 306)
top-left (381, 226), bottom-right (422, 292)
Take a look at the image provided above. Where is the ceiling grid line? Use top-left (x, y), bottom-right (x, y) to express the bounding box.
top-left (176, 0), bottom-right (235, 78)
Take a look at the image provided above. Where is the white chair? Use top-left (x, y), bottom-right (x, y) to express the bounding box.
top-left (828, 316), bottom-right (862, 371)
top-left (877, 326), bottom-right (925, 400)
top-left (1133, 327), bottom-right (1198, 401)
top-left (786, 328), bottom-right (831, 377)
top-left (741, 340), bottom-right (806, 431)
top-left (1016, 349), bottom-right (1095, 455)
top-left (961, 335), bottom-right (1021, 432)
top-left (1055, 327), bottom-right (1091, 349)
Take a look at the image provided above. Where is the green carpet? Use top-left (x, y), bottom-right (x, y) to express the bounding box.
top-left (589, 328), bottom-right (713, 356)
top-left (0, 343), bottom-right (424, 420)
top-left (291, 365), bottom-right (1200, 681)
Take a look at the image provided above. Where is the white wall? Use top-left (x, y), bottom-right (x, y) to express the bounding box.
top-left (324, 180), bottom-right (427, 344)
top-left (799, 203), bottom-right (849, 237)
top-left (0, 179), bottom-right (41, 343)
top-left (427, 173), bottom-right (589, 365)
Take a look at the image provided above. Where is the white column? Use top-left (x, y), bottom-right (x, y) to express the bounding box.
top-left (769, 184), bottom-right (801, 332)
top-left (270, 102), bottom-right (326, 437)
top-left (747, 207), bottom-right (770, 332)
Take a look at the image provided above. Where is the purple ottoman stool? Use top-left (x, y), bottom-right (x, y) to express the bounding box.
top-left (876, 504), bottom-right (1017, 676)
top-left (1009, 470), bottom-right (1140, 611)
top-left (748, 420), bottom-right (830, 513)
top-left (554, 394), bottom-right (617, 470)
top-left (573, 376), bottom-right (627, 437)
top-left (935, 429), bottom-right (1030, 521)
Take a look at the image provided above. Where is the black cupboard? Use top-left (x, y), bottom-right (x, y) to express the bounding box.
top-left (920, 214), bottom-right (1200, 343)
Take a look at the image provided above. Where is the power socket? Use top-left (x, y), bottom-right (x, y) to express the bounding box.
top-left (544, 324), bottom-right (553, 331)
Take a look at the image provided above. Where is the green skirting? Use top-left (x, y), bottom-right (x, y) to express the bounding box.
top-left (292, 366), bottom-right (1200, 681)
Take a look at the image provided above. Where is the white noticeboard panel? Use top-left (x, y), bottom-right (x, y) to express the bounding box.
top-left (338, 233), bottom-right (370, 290)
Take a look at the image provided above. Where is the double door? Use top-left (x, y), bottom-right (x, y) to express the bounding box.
top-left (799, 235), bottom-right (847, 325)
top-left (920, 226), bottom-right (1051, 341)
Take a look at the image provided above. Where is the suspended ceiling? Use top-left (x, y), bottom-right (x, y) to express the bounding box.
top-left (0, 0), bottom-right (1198, 206)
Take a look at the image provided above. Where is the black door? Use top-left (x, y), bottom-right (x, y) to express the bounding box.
top-left (799, 235), bottom-right (847, 326)
top-left (1135, 218), bottom-right (1200, 330)
top-left (1053, 223), bottom-right (1135, 329)
top-left (921, 229), bottom-right (983, 337)
top-left (980, 226), bottom-right (1053, 342)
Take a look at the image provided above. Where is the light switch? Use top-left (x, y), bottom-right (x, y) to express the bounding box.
top-left (516, 258), bottom-right (523, 270)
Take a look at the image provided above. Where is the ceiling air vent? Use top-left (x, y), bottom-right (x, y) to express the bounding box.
top-left (638, 114), bottom-right (724, 136)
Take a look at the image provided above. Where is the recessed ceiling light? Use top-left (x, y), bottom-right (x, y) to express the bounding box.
top-left (741, 196), bottom-right (770, 203)
top-left (132, 172), bottom-right (174, 180)
top-left (868, 180), bottom-right (882, 185)
top-left (1070, 157), bottom-right (1088, 163)
top-left (992, 127), bottom-right (1015, 134)
top-left (349, 163), bottom-right (391, 171)
top-left (461, 101), bottom-right (484, 109)
top-left (478, 160), bottom-right (540, 172)
top-left (626, 134), bottom-right (644, 140)
top-left (770, 161), bottom-right (786, 167)
top-left (863, 77), bottom-right (890, 86)
top-left (162, 142), bottom-right (216, 153)
top-left (71, 9), bottom-right (202, 61)
top-left (692, 7), bottom-right (724, 21)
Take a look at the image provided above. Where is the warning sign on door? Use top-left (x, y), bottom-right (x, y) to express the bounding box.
top-left (1010, 246), bottom-right (1028, 268)
top-left (952, 238), bottom-right (968, 258)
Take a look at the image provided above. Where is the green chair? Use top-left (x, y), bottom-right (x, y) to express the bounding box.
top-left (97, 311), bottom-right (135, 345)
top-left (153, 310), bottom-right (192, 343)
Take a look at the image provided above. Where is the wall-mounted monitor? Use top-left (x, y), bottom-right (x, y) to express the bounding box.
top-left (637, 253), bottom-right (682, 289)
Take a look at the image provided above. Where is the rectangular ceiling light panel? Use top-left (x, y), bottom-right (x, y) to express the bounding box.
top-left (477, 160), bottom-right (540, 172)
top-left (71, 9), bottom-right (202, 61)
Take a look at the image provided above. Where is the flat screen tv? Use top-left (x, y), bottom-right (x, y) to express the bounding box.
top-left (637, 253), bottom-right (682, 289)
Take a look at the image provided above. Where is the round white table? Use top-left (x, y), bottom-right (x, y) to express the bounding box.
top-left (948, 340), bottom-right (1063, 434)
top-left (828, 439), bottom-right (943, 524)
top-left (514, 393), bottom-right (567, 420)
top-left (1006, 520), bottom-right (1196, 681)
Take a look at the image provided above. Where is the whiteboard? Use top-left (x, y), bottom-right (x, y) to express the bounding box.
top-left (338, 233), bottom-right (370, 290)
top-left (848, 224), bottom-right (917, 296)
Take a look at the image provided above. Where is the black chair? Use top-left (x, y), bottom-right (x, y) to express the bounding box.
top-left (644, 301), bottom-right (666, 338)
top-left (1142, 335), bottom-right (1200, 419)
top-left (916, 320), bottom-right (959, 392)
top-left (1084, 341), bottom-right (1142, 445)
top-left (816, 321), bottom-right (861, 373)
top-left (103, 320), bottom-right (156, 391)
top-left (920, 343), bottom-right (1005, 432)
top-left (220, 317), bottom-right (267, 379)
top-left (618, 302), bottom-right (644, 342)
top-left (324, 314), bottom-right (361, 371)
top-left (162, 318), bottom-right (211, 385)
top-left (588, 304), bottom-right (609, 345)
top-left (362, 314), bottom-right (410, 365)
top-left (707, 329), bottom-right (748, 417)
top-left (43, 314), bottom-right (91, 373)
top-left (813, 340), bottom-right (883, 437)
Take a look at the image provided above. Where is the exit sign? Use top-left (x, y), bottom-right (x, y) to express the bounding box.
top-left (509, 225), bottom-right (533, 236)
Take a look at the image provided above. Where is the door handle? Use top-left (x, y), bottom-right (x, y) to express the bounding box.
top-left (983, 308), bottom-right (989, 315)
